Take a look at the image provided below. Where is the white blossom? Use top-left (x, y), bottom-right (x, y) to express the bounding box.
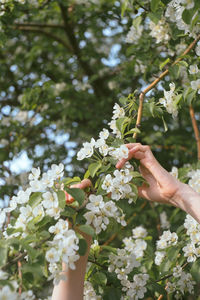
top-left (196, 44), bottom-right (200, 56)
top-left (189, 64), bottom-right (199, 75)
top-left (126, 24), bottom-right (143, 44)
top-left (159, 82), bottom-right (179, 118)
top-left (191, 79), bottom-right (200, 94)
top-left (149, 18), bottom-right (170, 44)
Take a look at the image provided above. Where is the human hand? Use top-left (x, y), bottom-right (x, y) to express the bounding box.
top-left (116, 143), bottom-right (181, 206)
top-left (64, 178), bottom-right (92, 204)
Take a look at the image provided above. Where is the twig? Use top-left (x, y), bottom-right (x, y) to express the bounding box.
top-left (189, 105), bottom-right (200, 160)
top-left (133, 33), bottom-right (200, 139)
top-left (1, 237), bottom-right (49, 270)
top-left (135, 0), bottom-right (149, 11)
top-left (154, 261), bottom-right (188, 283)
top-left (88, 259), bottom-right (107, 270)
top-left (18, 261), bottom-right (22, 295)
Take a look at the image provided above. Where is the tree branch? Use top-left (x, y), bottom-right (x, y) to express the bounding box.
top-left (58, 3), bottom-right (105, 97)
top-left (14, 26), bottom-right (72, 52)
top-left (14, 22), bottom-right (65, 29)
top-left (189, 105), bottom-right (200, 160)
top-left (58, 4), bottom-right (93, 75)
top-left (133, 33), bottom-right (200, 139)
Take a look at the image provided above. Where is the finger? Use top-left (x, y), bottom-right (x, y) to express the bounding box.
top-left (71, 179), bottom-right (92, 189)
top-left (116, 145), bottom-right (146, 169)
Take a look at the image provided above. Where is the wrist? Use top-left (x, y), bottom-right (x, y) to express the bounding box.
top-left (170, 181), bottom-right (187, 209)
top-left (171, 181), bottom-right (200, 223)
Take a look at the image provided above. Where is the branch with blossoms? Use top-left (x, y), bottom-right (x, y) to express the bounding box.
top-left (134, 33), bottom-right (200, 139)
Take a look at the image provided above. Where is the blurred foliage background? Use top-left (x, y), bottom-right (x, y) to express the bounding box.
top-left (0, 0), bottom-right (198, 206)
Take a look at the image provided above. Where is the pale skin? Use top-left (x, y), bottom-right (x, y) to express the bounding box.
top-left (52, 143), bottom-right (200, 300)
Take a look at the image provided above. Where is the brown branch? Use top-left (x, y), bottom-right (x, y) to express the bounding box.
top-left (133, 33), bottom-right (200, 139)
top-left (189, 105), bottom-right (200, 160)
top-left (14, 22), bottom-right (65, 29)
top-left (58, 3), bottom-right (106, 97)
top-left (1, 237), bottom-right (49, 271)
top-left (18, 261), bottom-right (22, 295)
top-left (14, 26), bottom-right (72, 52)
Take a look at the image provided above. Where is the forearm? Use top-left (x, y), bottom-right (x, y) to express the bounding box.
top-left (52, 235), bottom-right (92, 300)
top-left (172, 182), bottom-right (200, 223)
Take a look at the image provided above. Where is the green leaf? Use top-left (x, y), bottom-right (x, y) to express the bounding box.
top-left (116, 117), bottom-right (128, 134)
top-left (149, 282), bottom-right (167, 295)
top-left (104, 287), bottom-right (121, 300)
top-left (0, 241), bottom-right (8, 267)
top-left (93, 271), bottom-right (107, 285)
top-left (191, 259), bottom-right (200, 283)
top-left (57, 190), bottom-right (66, 209)
top-left (151, 0), bottom-right (160, 12)
top-left (78, 224), bottom-right (95, 236)
top-left (125, 127), bottom-right (141, 135)
top-left (169, 64), bottom-right (180, 79)
top-left (29, 192), bottom-right (42, 208)
top-left (84, 169), bottom-right (90, 179)
top-left (65, 187), bottom-right (85, 206)
top-left (162, 116), bottom-right (168, 132)
top-left (61, 206), bottom-right (76, 217)
top-left (21, 243), bottom-right (39, 261)
top-left (119, 96), bottom-right (127, 105)
top-left (174, 94), bottom-right (182, 105)
top-left (182, 8), bottom-right (195, 24)
top-left (121, 0), bottom-right (129, 17)
top-left (78, 238), bottom-right (88, 256)
top-left (62, 177), bottom-right (81, 186)
top-left (88, 161), bottom-right (102, 178)
top-left (177, 60), bottom-right (188, 68)
top-left (159, 58), bottom-right (170, 70)
top-left (7, 227), bottom-right (23, 236)
top-left (130, 183), bottom-right (138, 202)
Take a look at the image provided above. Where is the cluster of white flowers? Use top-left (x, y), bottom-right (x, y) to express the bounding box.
top-left (182, 214), bottom-right (200, 262)
top-left (83, 281), bottom-right (101, 300)
top-left (123, 226), bottom-right (147, 258)
top-left (0, 285), bottom-right (36, 300)
top-left (101, 163), bottom-right (135, 202)
top-left (125, 24), bottom-right (143, 44)
top-left (108, 103), bottom-right (125, 138)
top-left (155, 230), bottom-right (178, 265)
top-left (46, 219), bottom-right (80, 285)
top-left (149, 18), bottom-right (170, 44)
top-left (3, 164), bottom-right (65, 240)
top-left (0, 0), bottom-right (25, 16)
top-left (166, 266), bottom-right (195, 297)
top-left (0, 163), bottom-right (81, 286)
top-left (77, 103), bottom-right (126, 160)
top-left (125, 273), bottom-right (149, 300)
top-left (108, 248), bottom-right (140, 282)
top-left (159, 82), bottom-right (178, 118)
top-left (157, 230), bottom-right (178, 249)
top-left (165, 0), bottom-right (199, 38)
top-left (84, 194), bottom-right (126, 234)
